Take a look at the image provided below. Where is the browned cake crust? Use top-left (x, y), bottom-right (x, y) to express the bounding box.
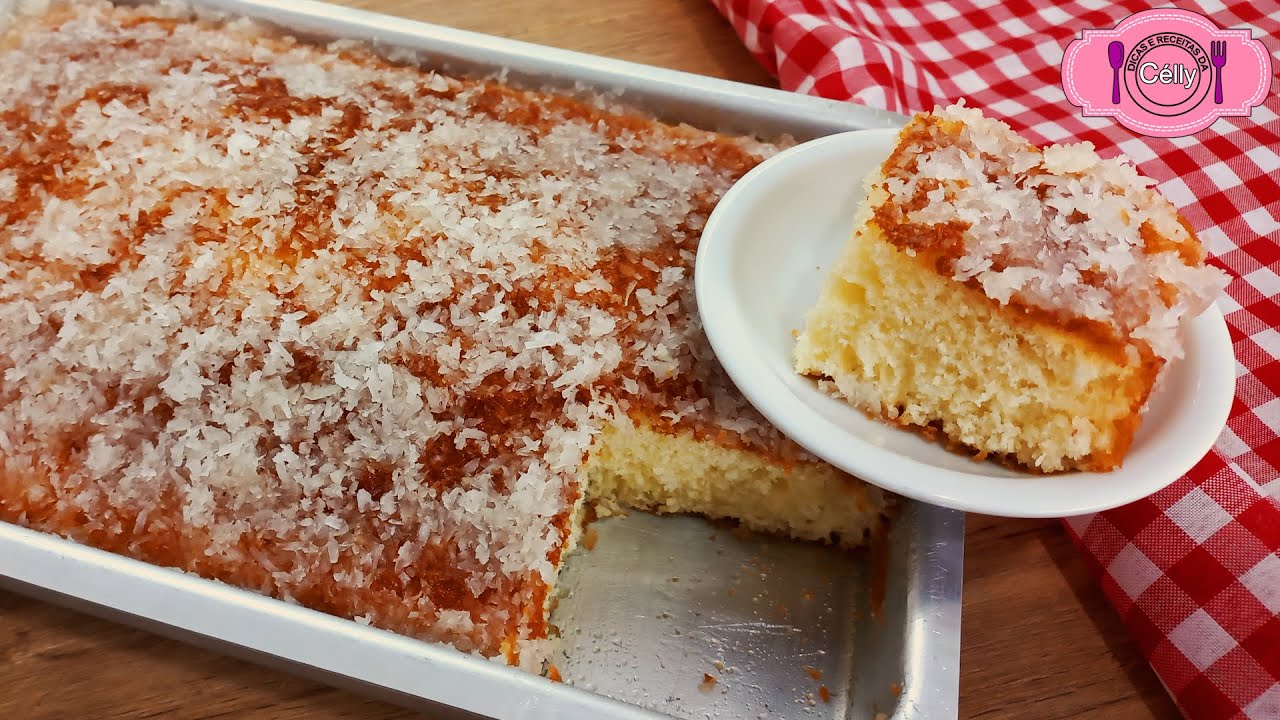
top-left (874, 110), bottom-right (1208, 359)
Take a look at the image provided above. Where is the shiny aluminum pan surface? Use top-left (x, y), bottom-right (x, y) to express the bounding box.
top-left (0, 0), bottom-right (964, 717)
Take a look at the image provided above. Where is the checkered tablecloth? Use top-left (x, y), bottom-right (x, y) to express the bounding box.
top-left (707, 1), bottom-right (1280, 717)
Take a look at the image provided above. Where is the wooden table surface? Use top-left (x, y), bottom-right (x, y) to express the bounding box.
top-left (0, 1), bottom-right (1184, 718)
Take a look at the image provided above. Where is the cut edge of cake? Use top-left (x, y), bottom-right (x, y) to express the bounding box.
top-left (588, 415), bottom-right (890, 546)
top-left (516, 417), bottom-right (894, 668)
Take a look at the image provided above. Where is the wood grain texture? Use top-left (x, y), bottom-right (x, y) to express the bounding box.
top-left (0, 0), bottom-right (1182, 718)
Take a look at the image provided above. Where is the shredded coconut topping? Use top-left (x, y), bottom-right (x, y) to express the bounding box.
top-left (875, 102), bottom-right (1228, 360)
top-left (0, 1), bottom-right (804, 658)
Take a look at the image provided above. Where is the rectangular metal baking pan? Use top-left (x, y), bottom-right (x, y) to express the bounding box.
top-left (0, 0), bottom-right (965, 717)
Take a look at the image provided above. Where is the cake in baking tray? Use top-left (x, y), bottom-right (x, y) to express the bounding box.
top-left (795, 103), bottom-right (1228, 473)
top-left (0, 1), bottom-right (891, 669)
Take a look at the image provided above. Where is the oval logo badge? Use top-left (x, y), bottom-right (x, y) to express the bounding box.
top-left (1062, 9), bottom-right (1272, 137)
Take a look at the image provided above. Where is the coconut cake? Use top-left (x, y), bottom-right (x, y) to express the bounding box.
top-left (0, 0), bottom-right (891, 670)
top-left (795, 104), bottom-right (1228, 472)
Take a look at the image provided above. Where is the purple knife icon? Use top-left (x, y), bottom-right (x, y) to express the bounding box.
top-left (1108, 41), bottom-right (1124, 104)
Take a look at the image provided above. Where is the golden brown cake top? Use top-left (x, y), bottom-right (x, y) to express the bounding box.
top-left (873, 103), bottom-right (1228, 360)
top-left (0, 0), bottom-right (802, 658)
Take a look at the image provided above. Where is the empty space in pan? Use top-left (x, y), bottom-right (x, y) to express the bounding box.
top-left (552, 511), bottom-right (912, 719)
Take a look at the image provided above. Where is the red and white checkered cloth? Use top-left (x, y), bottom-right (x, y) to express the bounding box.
top-left (708, 0), bottom-right (1280, 717)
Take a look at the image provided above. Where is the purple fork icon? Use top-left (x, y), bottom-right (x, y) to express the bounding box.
top-left (1108, 41), bottom-right (1124, 104)
top-left (1211, 40), bottom-right (1227, 104)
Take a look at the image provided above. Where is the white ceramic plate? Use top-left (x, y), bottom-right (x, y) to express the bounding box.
top-left (695, 129), bottom-right (1236, 518)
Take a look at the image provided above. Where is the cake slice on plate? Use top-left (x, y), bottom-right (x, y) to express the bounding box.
top-left (795, 104), bottom-right (1228, 472)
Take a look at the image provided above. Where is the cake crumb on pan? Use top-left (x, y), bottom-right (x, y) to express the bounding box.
top-left (0, 0), bottom-right (892, 667)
